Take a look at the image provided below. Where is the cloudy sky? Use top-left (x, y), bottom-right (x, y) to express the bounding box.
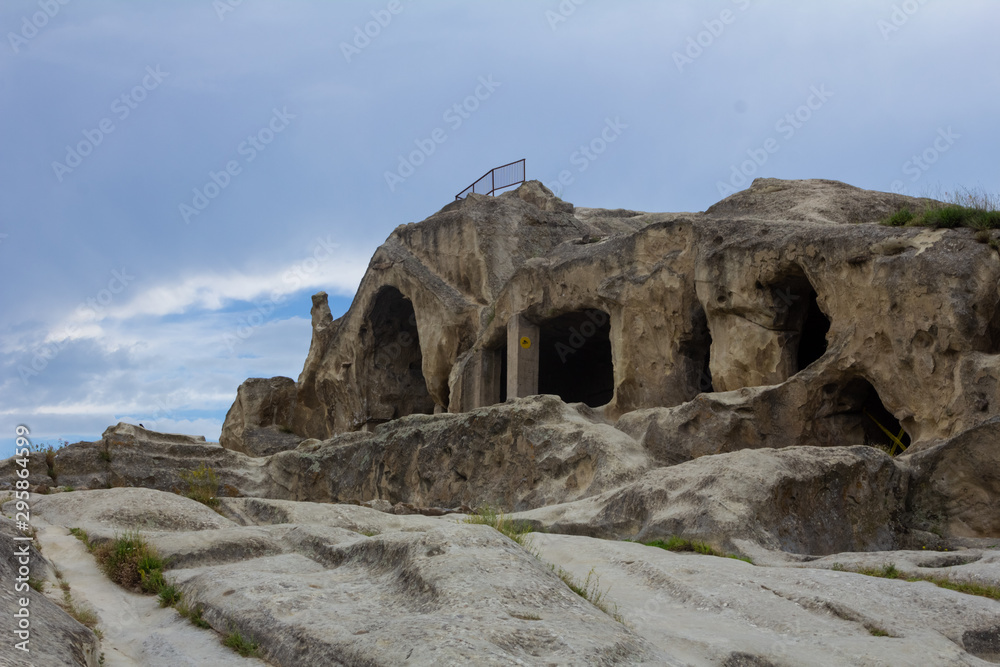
top-left (1, 1), bottom-right (997, 456)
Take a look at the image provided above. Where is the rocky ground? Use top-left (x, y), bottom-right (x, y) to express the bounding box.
top-left (1, 485), bottom-right (998, 666)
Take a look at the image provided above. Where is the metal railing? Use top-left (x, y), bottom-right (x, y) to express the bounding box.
top-left (455, 159), bottom-right (525, 200)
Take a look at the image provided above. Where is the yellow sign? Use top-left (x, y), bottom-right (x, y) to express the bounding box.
top-left (519, 336), bottom-right (531, 349)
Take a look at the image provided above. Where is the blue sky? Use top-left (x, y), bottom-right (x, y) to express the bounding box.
top-left (1, 1), bottom-right (997, 456)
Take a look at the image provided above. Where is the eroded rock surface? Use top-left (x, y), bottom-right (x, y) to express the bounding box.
top-left (220, 377), bottom-right (302, 457)
top-left (0, 518), bottom-right (100, 667)
top-left (517, 445), bottom-right (909, 555)
top-left (27, 490), bottom-right (669, 666)
top-left (229, 178), bottom-right (1000, 457)
top-left (15, 489), bottom-right (1000, 667)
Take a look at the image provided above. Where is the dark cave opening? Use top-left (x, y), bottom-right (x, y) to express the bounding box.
top-left (537, 309), bottom-right (614, 408)
top-left (834, 377), bottom-right (911, 453)
top-left (766, 269), bottom-right (831, 376)
top-left (796, 288), bottom-right (831, 371)
top-left (363, 286), bottom-right (435, 426)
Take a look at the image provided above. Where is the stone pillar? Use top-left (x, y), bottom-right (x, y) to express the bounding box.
top-left (507, 314), bottom-right (539, 399)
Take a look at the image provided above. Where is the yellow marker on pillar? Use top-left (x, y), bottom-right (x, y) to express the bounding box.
top-left (520, 336), bottom-right (531, 349)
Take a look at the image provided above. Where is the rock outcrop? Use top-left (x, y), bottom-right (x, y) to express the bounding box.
top-left (518, 445), bottom-right (909, 555)
top-left (216, 179), bottom-right (1000, 473)
top-left (220, 377), bottom-right (303, 457)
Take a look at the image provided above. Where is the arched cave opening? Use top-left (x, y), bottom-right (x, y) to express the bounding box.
top-left (832, 377), bottom-right (911, 454)
top-left (362, 286), bottom-right (435, 428)
top-left (537, 309), bottom-right (614, 407)
top-left (766, 269), bottom-right (831, 376)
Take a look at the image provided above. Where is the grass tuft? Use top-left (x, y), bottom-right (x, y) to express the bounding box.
top-left (855, 563), bottom-right (899, 579)
top-left (53, 568), bottom-right (101, 637)
top-left (178, 463), bottom-right (220, 508)
top-left (642, 536), bottom-right (753, 563)
top-left (176, 601), bottom-right (212, 629)
top-left (158, 584), bottom-right (182, 607)
top-left (881, 187), bottom-right (1000, 230)
top-left (553, 565), bottom-right (625, 624)
top-left (69, 527), bottom-right (91, 548)
top-left (837, 562), bottom-right (1000, 601)
top-left (885, 208), bottom-right (915, 226)
top-left (92, 530), bottom-right (167, 594)
top-left (223, 627), bottom-right (260, 657)
top-left (464, 504), bottom-right (534, 546)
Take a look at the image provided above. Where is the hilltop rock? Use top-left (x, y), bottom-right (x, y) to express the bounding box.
top-left (220, 377), bottom-right (302, 456)
top-left (237, 178), bottom-right (1000, 463)
top-left (704, 177), bottom-right (935, 224)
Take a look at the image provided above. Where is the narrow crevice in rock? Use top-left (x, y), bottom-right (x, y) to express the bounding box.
top-left (678, 306), bottom-right (713, 396)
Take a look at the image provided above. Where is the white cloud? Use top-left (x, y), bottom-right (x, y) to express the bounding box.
top-left (74, 242), bottom-right (366, 325)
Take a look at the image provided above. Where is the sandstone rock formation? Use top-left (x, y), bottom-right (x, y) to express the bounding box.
top-left (5, 178), bottom-right (1000, 665)
top-left (220, 377), bottom-right (302, 457)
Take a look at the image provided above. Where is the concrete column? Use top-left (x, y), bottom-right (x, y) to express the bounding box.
top-left (507, 314), bottom-right (539, 399)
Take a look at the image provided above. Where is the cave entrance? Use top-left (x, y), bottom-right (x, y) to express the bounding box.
top-left (766, 269), bottom-right (831, 377)
top-left (362, 287), bottom-right (435, 429)
top-left (537, 309), bottom-right (614, 407)
top-left (832, 378), bottom-right (910, 454)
